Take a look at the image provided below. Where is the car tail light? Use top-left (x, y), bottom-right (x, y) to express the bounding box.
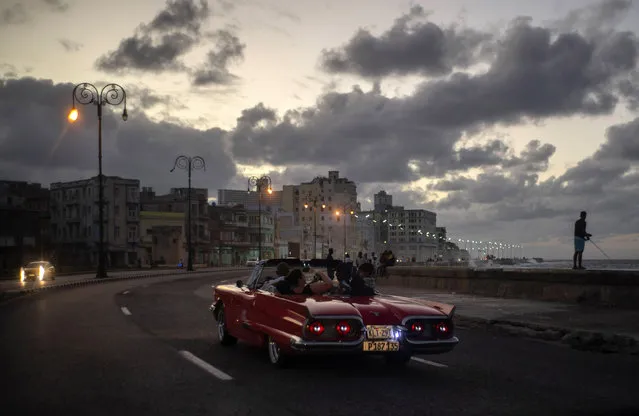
top-left (308, 321), bottom-right (325, 336)
top-left (435, 322), bottom-right (450, 336)
top-left (410, 321), bottom-right (424, 333)
top-left (335, 321), bottom-right (351, 336)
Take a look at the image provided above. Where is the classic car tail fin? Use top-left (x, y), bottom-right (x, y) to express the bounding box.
top-left (415, 299), bottom-right (456, 317)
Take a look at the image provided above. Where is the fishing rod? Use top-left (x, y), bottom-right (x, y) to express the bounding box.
top-left (589, 239), bottom-right (611, 260)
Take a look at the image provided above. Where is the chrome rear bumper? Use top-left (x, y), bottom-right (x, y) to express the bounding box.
top-left (288, 335), bottom-right (459, 355)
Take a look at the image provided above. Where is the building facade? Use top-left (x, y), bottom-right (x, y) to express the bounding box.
top-left (209, 204), bottom-right (275, 265)
top-left (282, 171), bottom-right (359, 259)
top-left (0, 180), bottom-right (51, 276)
top-left (386, 206), bottom-right (438, 261)
top-left (141, 187), bottom-right (210, 265)
top-left (139, 211), bottom-right (185, 266)
top-left (49, 176), bottom-right (140, 268)
top-left (217, 188), bottom-right (282, 208)
top-left (356, 191), bottom-right (439, 261)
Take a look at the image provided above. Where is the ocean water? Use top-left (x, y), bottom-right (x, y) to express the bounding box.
top-left (500, 259), bottom-right (639, 271)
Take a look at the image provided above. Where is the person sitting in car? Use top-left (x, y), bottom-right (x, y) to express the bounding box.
top-left (259, 262), bottom-right (290, 289)
top-left (349, 262), bottom-right (376, 296)
top-left (274, 268), bottom-right (334, 295)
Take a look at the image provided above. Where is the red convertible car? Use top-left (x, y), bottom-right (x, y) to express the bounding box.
top-left (210, 259), bottom-right (459, 367)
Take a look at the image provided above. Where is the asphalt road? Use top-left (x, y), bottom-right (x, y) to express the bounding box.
top-left (0, 267), bottom-right (241, 292)
top-left (2, 273), bottom-right (638, 416)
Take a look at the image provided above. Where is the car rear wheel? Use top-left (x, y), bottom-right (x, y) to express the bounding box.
top-left (216, 305), bottom-right (237, 346)
top-left (267, 336), bottom-right (288, 367)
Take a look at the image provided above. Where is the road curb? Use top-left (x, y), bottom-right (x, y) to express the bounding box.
top-left (0, 268), bottom-right (242, 304)
top-left (455, 315), bottom-right (639, 356)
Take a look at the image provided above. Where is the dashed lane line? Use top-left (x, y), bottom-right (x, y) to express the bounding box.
top-left (178, 350), bottom-right (233, 381)
top-left (121, 306), bottom-right (132, 316)
top-left (411, 357), bottom-right (448, 368)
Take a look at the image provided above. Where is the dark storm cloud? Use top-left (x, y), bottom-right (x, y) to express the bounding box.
top-left (1, 0), bottom-right (70, 24)
top-left (0, 64), bottom-right (18, 78)
top-left (95, 0), bottom-right (210, 73)
top-left (595, 117), bottom-right (639, 161)
top-left (191, 30), bottom-right (246, 86)
top-left (319, 5), bottom-right (492, 78)
top-left (41, 0), bottom-right (69, 13)
top-left (502, 140), bottom-right (557, 172)
top-left (229, 12), bottom-right (637, 182)
top-left (552, 0), bottom-right (634, 36)
top-left (1, 3), bottom-right (29, 24)
top-left (0, 77), bottom-right (236, 194)
top-left (59, 39), bottom-right (83, 52)
top-left (420, 115), bottom-right (639, 238)
top-left (124, 85), bottom-right (187, 111)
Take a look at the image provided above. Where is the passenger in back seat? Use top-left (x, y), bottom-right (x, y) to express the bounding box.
top-left (259, 262), bottom-right (290, 289)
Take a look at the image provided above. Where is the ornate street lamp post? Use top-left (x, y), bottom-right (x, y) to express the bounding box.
top-left (68, 83), bottom-right (128, 278)
top-left (302, 197), bottom-right (326, 259)
top-left (334, 204), bottom-right (355, 259)
top-left (171, 155), bottom-right (206, 271)
top-left (247, 176), bottom-right (272, 260)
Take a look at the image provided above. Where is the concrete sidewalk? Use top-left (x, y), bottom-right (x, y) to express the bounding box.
top-left (380, 286), bottom-right (639, 355)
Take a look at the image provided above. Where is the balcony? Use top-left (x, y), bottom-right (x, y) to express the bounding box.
top-left (218, 239), bottom-right (252, 247)
top-left (223, 221), bottom-right (249, 228)
top-left (248, 222), bottom-right (274, 229)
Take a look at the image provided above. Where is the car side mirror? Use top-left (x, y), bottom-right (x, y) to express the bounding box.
top-left (236, 280), bottom-right (243, 288)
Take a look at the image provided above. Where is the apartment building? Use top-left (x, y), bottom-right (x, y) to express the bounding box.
top-left (140, 187), bottom-right (210, 265)
top-left (0, 180), bottom-right (51, 275)
top-left (386, 206), bottom-right (438, 261)
top-left (217, 188), bottom-right (282, 209)
top-left (139, 211), bottom-right (185, 266)
top-left (209, 204), bottom-right (275, 265)
top-left (356, 191), bottom-right (439, 261)
top-left (282, 171), bottom-right (359, 258)
top-left (49, 176), bottom-right (140, 267)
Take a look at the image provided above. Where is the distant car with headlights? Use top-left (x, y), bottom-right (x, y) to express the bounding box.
top-left (20, 261), bottom-right (56, 282)
top-left (210, 259), bottom-right (459, 367)
top-left (245, 258), bottom-right (258, 267)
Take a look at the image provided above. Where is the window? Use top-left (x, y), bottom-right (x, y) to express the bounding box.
top-left (115, 206), bottom-right (120, 216)
top-left (128, 207), bottom-right (136, 218)
top-left (114, 226), bottom-right (120, 238)
top-left (128, 226), bottom-right (137, 240)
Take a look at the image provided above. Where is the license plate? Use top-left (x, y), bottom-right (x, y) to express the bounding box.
top-left (366, 325), bottom-right (392, 339)
top-left (363, 341), bottom-right (400, 352)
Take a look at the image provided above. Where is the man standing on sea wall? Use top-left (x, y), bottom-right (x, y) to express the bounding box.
top-left (573, 211), bottom-right (592, 270)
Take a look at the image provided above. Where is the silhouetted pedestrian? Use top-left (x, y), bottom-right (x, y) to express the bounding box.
top-left (573, 211), bottom-right (592, 270)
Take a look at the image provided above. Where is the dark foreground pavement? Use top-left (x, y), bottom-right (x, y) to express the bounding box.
top-left (2, 273), bottom-right (639, 416)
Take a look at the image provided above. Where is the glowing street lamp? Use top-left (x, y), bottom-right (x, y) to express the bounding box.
top-left (68, 83), bottom-right (128, 279)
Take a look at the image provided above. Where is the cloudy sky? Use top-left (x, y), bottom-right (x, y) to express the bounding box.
top-left (1, 0), bottom-right (638, 260)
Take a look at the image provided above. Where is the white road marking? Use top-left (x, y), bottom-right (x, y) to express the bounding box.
top-left (178, 350), bottom-right (233, 381)
top-left (411, 357), bottom-right (448, 368)
top-left (122, 290), bottom-right (130, 295)
top-left (120, 307), bottom-right (132, 316)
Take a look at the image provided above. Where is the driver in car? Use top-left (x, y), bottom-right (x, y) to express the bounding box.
top-left (274, 268), bottom-right (334, 295)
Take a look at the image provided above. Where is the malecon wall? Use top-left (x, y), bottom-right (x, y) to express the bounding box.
top-left (378, 266), bottom-right (639, 309)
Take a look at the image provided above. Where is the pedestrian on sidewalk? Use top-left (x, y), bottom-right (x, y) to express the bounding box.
top-left (573, 211), bottom-right (592, 270)
top-left (326, 248), bottom-right (335, 278)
